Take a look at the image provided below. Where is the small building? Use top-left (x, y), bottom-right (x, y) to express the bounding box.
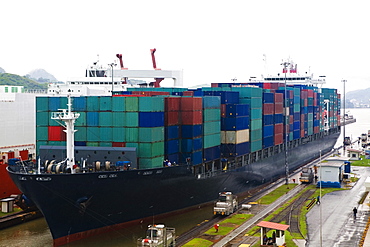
top-left (317, 157), bottom-right (348, 188)
top-left (257, 221), bottom-right (289, 246)
top-left (365, 177), bottom-right (370, 192)
top-left (347, 148), bottom-right (362, 160)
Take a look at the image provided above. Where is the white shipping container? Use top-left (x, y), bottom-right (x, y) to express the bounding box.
top-left (221, 129), bottom-right (249, 144)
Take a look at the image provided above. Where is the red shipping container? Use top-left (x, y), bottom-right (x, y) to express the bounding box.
top-left (263, 103), bottom-right (274, 115)
top-left (274, 93), bottom-right (283, 103)
top-left (165, 111), bottom-right (180, 126)
top-left (112, 142), bottom-right (126, 147)
top-left (165, 97), bottom-right (181, 111)
top-left (48, 126), bottom-right (66, 141)
top-left (180, 97), bottom-right (202, 111)
top-left (274, 123), bottom-right (283, 134)
top-left (221, 104), bottom-right (226, 118)
top-left (307, 89), bottom-right (314, 98)
top-left (181, 111), bottom-right (203, 125)
top-left (211, 83), bottom-right (219, 87)
top-left (263, 83), bottom-right (271, 89)
top-left (301, 129), bottom-right (305, 137)
top-left (274, 133), bottom-right (283, 145)
top-left (182, 91), bottom-right (194, 96)
top-left (274, 103), bottom-right (283, 114)
top-left (290, 115), bottom-right (293, 124)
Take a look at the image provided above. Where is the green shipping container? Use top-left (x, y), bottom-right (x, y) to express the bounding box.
top-left (139, 127), bottom-right (164, 142)
top-left (250, 128), bottom-right (262, 141)
top-left (250, 139), bottom-right (262, 153)
top-left (125, 127), bottom-right (139, 142)
top-left (36, 127), bottom-right (48, 141)
top-left (203, 108), bottom-right (221, 122)
top-left (203, 133), bottom-right (221, 149)
top-left (250, 108), bottom-right (262, 120)
top-left (231, 87), bottom-right (262, 98)
top-left (125, 97), bottom-right (139, 112)
top-left (87, 127), bottom-right (100, 142)
top-left (36, 111), bottom-right (49, 126)
top-left (75, 127), bottom-right (87, 141)
top-left (124, 112), bottom-right (139, 127)
top-left (86, 97), bottom-right (100, 111)
top-left (99, 97), bottom-right (112, 111)
top-left (138, 142), bottom-right (165, 158)
top-left (250, 118), bottom-right (262, 131)
top-left (203, 121), bottom-right (220, 135)
top-left (112, 127), bottom-right (125, 142)
top-left (112, 96), bottom-right (125, 111)
top-left (100, 127), bottom-right (112, 142)
top-left (139, 97), bottom-right (165, 112)
top-left (112, 112), bottom-right (125, 127)
top-left (75, 112), bottom-right (87, 126)
top-left (138, 156), bottom-right (163, 169)
top-left (86, 142), bottom-right (99, 147)
top-left (99, 112), bottom-right (112, 127)
top-left (36, 97), bottom-right (49, 112)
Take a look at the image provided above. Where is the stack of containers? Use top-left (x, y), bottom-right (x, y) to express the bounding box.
top-left (300, 89), bottom-right (308, 137)
top-left (217, 90), bottom-right (250, 157)
top-left (274, 92), bottom-right (284, 145)
top-left (313, 91), bottom-right (320, 134)
top-left (180, 97), bottom-right (203, 165)
top-left (262, 91), bottom-right (274, 148)
top-left (35, 97), bottom-right (51, 151)
top-left (134, 96), bottom-right (165, 169)
top-left (293, 87), bottom-right (301, 139)
top-left (307, 89), bottom-right (314, 136)
top-left (164, 97), bottom-right (181, 164)
top-left (231, 87), bottom-right (262, 153)
top-left (202, 96), bottom-right (221, 162)
top-left (336, 93), bottom-right (341, 126)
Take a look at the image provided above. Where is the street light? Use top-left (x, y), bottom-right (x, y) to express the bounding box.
top-left (108, 63), bottom-right (117, 95)
top-left (281, 61), bottom-right (290, 185)
top-left (342, 79), bottom-right (347, 150)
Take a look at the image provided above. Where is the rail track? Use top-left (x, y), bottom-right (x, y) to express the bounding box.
top-left (176, 150), bottom-right (335, 246)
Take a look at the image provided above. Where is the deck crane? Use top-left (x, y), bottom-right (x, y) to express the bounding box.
top-left (150, 48), bottom-right (164, 88)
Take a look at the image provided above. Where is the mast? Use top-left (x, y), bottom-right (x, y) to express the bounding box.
top-left (51, 95), bottom-right (80, 173)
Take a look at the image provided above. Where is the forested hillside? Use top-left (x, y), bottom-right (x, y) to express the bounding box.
top-left (0, 73), bottom-right (48, 91)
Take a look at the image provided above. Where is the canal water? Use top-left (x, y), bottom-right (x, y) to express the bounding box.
top-left (1, 108), bottom-right (369, 247)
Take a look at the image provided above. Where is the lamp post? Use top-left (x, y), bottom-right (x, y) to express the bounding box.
top-left (342, 79), bottom-right (347, 151)
top-left (281, 61), bottom-right (290, 185)
top-left (319, 150), bottom-right (323, 247)
top-left (108, 63), bottom-right (117, 95)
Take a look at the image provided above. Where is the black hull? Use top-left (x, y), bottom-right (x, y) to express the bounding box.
top-left (8, 131), bottom-right (339, 246)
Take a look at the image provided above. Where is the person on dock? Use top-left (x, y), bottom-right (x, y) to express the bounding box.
top-left (316, 196), bottom-right (320, 205)
top-left (353, 207), bottom-right (357, 218)
top-left (214, 224), bottom-right (219, 232)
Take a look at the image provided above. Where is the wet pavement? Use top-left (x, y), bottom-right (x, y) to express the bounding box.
top-left (306, 166), bottom-right (370, 247)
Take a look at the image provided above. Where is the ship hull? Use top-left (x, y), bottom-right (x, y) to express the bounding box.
top-left (8, 130), bottom-right (339, 246)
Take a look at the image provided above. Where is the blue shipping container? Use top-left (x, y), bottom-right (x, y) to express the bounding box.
top-left (165, 139), bottom-right (179, 154)
top-left (225, 104), bottom-right (249, 117)
top-left (221, 116), bottom-right (249, 131)
top-left (275, 114), bottom-right (283, 124)
top-left (263, 125), bottom-right (274, 137)
top-left (263, 114), bottom-right (274, 126)
top-left (87, 112), bottom-right (99, 126)
top-left (139, 112), bottom-right (164, 127)
top-left (263, 136), bottom-right (274, 148)
top-left (165, 125), bottom-right (180, 140)
top-left (221, 142), bottom-right (250, 157)
top-left (181, 125), bottom-right (202, 138)
top-left (263, 92), bottom-right (274, 103)
top-left (203, 146), bottom-right (221, 162)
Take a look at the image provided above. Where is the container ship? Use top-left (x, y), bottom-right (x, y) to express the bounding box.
top-left (8, 58), bottom-right (341, 246)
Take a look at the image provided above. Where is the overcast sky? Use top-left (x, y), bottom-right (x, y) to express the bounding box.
top-left (1, 0), bottom-right (369, 93)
